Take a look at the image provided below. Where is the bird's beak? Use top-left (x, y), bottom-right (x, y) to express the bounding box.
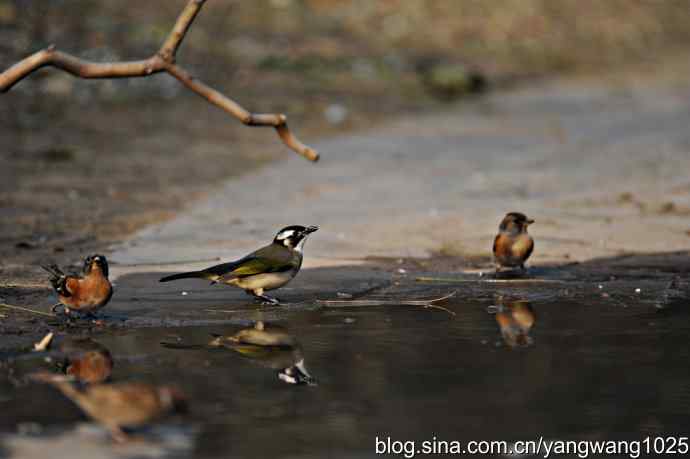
top-left (305, 225), bottom-right (319, 234)
top-left (526, 219), bottom-right (535, 225)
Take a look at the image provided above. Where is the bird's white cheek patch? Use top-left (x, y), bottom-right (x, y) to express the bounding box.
top-left (277, 230), bottom-right (295, 240)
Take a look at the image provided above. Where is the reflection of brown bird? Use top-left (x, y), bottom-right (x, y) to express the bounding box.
top-left (211, 321), bottom-right (314, 385)
top-left (493, 212), bottom-right (534, 271)
top-left (42, 255), bottom-right (113, 316)
top-left (58, 338), bottom-right (113, 384)
top-left (32, 374), bottom-right (187, 442)
top-left (494, 300), bottom-right (535, 347)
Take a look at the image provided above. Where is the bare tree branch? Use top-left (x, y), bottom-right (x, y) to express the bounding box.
top-left (158, 0), bottom-right (205, 62)
top-left (0, 0), bottom-right (319, 161)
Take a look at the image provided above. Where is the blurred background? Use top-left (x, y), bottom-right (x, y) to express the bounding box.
top-left (2, 0), bottom-right (690, 264)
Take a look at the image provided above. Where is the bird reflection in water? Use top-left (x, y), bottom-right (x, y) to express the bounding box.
top-left (30, 372), bottom-right (187, 443)
top-left (492, 299), bottom-right (536, 347)
top-left (56, 337), bottom-right (114, 384)
top-left (210, 321), bottom-right (316, 386)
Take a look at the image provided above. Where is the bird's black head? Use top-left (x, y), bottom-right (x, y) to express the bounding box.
top-left (273, 225), bottom-right (319, 251)
top-left (498, 212), bottom-right (534, 234)
top-left (84, 254), bottom-right (109, 277)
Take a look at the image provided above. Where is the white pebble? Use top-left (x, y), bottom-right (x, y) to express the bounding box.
top-left (324, 104), bottom-right (348, 125)
top-left (181, 291), bottom-right (189, 296)
top-left (635, 288), bottom-right (641, 293)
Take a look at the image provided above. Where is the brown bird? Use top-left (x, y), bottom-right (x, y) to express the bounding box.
top-left (492, 212), bottom-right (535, 272)
top-left (494, 299), bottom-right (536, 347)
top-left (58, 338), bottom-right (114, 384)
top-left (31, 374), bottom-right (187, 442)
top-left (42, 254), bottom-right (113, 316)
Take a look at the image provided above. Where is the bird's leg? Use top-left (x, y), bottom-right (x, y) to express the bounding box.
top-left (107, 424), bottom-right (130, 443)
top-left (258, 294), bottom-right (281, 305)
top-left (83, 311), bottom-right (101, 323)
top-left (51, 303), bottom-right (65, 314)
top-left (251, 289), bottom-right (281, 305)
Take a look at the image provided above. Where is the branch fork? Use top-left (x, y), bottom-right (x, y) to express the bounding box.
top-left (0, 0), bottom-right (318, 161)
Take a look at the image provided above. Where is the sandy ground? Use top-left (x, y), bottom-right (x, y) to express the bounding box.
top-left (109, 77), bottom-right (690, 276)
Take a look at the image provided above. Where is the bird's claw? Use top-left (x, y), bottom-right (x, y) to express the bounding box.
top-left (255, 295), bottom-right (281, 305)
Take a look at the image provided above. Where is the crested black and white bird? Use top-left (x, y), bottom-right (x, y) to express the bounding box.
top-left (159, 225), bottom-right (318, 304)
top-left (492, 212), bottom-right (535, 272)
top-left (42, 254), bottom-right (113, 316)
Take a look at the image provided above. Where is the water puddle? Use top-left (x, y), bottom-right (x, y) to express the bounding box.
top-left (1, 270), bottom-right (689, 458)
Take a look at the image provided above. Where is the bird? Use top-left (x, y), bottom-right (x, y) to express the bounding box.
top-left (159, 225), bottom-right (319, 304)
top-left (211, 321), bottom-right (315, 385)
top-left (42, 254), bottom-right (113, 316)
top-left (492, 212), bottom-right (535, 272)
top-left (494, 299), bottom-right (536, 347)
top-left (30, 374), bottom-right (187, 443)
top-left (58, 337), bottom-right (114, 384)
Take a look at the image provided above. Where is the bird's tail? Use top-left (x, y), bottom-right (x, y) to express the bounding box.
top-left (42, 264), bottom-right (67, 292)
top-left (41, 264), bottom-right (64, 279)
top-left (159, 270), bottom-right (208, 283)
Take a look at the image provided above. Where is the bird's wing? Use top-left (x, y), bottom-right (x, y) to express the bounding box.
top-left (61, 277), bottom-right (80, 297)
top-left (207, 245), bottom-right (296, 280)
top-left (523, 237), bottom-right (534, 261)
top-left (223, 255), bottom-right (293, 278)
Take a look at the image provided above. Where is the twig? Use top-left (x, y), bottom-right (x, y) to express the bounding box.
top-left (415, 277), bottom-right (566, 284)
top-left (0, 303), bottom-right (55, 318)
top-left (0, 283), bottom-right (50, 289)
top-left (0, 0), bottom-right (318, 161)
top-left (205, 309), bottom-right (244, 314)
top-left (316, 291), bottom-right (457, 316)
top-left (33, 332), bottom-right (54, 352)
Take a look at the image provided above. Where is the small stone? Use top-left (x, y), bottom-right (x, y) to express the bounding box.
top-left (181, 291), bottom-right (189, 296)
top-left (324, 104), bottom-right (348, 125)
top-left (635, 288), bottom-right (641, 293)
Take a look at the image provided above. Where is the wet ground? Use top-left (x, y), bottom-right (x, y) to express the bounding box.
top-left (1, 253), bottom-right (689, 458)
